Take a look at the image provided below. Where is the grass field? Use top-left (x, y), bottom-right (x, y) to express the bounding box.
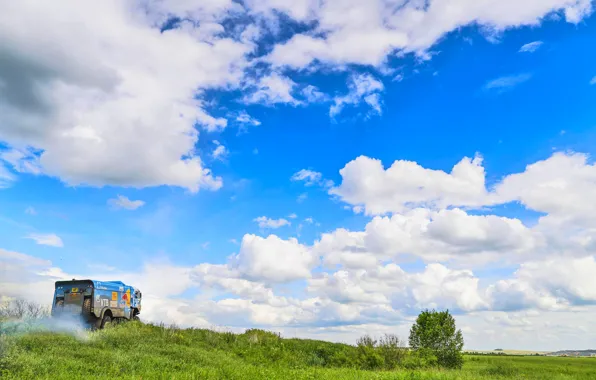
top-left (1, 322), bottom-right (596, 379)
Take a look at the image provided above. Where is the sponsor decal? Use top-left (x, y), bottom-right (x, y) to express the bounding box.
top-left (122, 290), bottom-right (131, 307)
top-left (112, 292), bottom-right (118, 301)
top-left (110, 301), bottom-right (118, 308)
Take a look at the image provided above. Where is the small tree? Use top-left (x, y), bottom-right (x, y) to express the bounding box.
top-left (408, 309), bottom-right (464, 369)
top-left (378, 333), bottom-right (407, 369)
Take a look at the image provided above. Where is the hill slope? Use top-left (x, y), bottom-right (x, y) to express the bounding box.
top-left (1, 322), bottom-right (596, 379)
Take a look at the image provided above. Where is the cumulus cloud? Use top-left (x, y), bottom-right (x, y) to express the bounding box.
top-left (330, 151), bottom-right (596, 221)
top-left (0, 0), bottom-right (244, 192)
top-left (493, 152), bottom-right (596, 225)
top-left (26, 233), bottom-right (64, 248)
top-left (230, 234), bottom-right (317, 283)
top-left (488, 256), bottom-right (596, 311)
top-left (519, 41), bottom-right (543, 53)
top-left (313, 208), bottom-right (537, 270)
top-left (330, 154), bottom-right (489, 215)
top-left (108, 195), bottom-right (145, 210)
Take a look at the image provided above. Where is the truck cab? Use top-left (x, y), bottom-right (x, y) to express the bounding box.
top-left (52, 278), bottom-right (142, 329)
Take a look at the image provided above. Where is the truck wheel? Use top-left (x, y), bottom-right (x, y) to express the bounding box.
top-left (82, 298), bottom-right (92, 320)
top-left (99, 314), bottom-right (112, 329)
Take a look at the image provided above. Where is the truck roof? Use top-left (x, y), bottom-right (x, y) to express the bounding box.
top-left (54, 279), bottom-right (138, 291)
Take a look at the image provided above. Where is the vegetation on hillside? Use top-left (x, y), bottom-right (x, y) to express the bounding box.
top-left (1, 300), bottom-right (595, 379)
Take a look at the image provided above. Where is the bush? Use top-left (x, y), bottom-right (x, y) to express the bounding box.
top-left (378, 333), bottom-right (407, 369)
top-left (356, 334), bottom-right (384, 370)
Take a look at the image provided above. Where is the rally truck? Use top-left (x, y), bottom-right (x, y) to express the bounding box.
top-left (51, 279), bottom-right (142, 329)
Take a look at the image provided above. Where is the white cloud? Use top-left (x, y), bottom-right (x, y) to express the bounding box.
top-left (242, 72), bottom-right (300, 106)
top-left (253, 216), bottom-right (291, 229)
top-left (264, 0), bottom-right (592, 69)
top-left (230, 234), bottom-right (317, 283)
top-left (313, 208), bottom-right (536, 270)
top-left (330, 154), bottom-right (489, 215)
top-left (212, 140), bottom-right (229, 161)
top-left (0, 0), bottom-right (248, 192)
top-left (484, 73), bottom-right (532, 92)
top-left (590, 76), bottom-right (596, 85)
top-left (330, 151), bottom-right (596, 225)
top-left (235, 111), bottom-right (261, 127)
top-left (301, 85), bottom-right (328, 103)
top-left (304, 217), bottom-right (314, 224)
top-left (288, 213), bottom-right (298, 219)
top-left (493, 152), bottom-right (596, 225)
top-left (488, 256), bottom-right (596, 311)
top-left (330, 73), bottom-right (384, 118)
top-left (291, 169), bottom-right (323, 186)
top-left (25, 207), bottom-right (37, 215)
top-left (309, 262), bottom-right (488, 312)
top-left (107, 195), bottom-right (145, 210)
top-left (26, 233), bottom-right (64, 248)
top-left (519, 41), bottom-right (543, 53)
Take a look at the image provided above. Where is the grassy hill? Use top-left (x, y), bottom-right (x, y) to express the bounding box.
top-left (2, 322), bottom-right (596, 379)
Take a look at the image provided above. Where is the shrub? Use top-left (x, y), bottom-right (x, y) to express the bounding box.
top-left (378, 333), bottom-right (407, 369)
top-left (356, 334), bottom-right (384, 370)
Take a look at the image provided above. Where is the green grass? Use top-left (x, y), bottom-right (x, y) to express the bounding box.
top-left (1, 322), bottom-right (595, 379)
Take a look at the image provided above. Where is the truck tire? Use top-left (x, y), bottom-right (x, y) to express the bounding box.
top-left (82, 298), bottom-right (92, 319)
top-left (97, 314), bottom-right (112, 329)
top-left (53, 299), bottom-right (64, 317)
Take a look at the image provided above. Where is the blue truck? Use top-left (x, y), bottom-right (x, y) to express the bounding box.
top-left (51, 278), bottom-right (142, 329)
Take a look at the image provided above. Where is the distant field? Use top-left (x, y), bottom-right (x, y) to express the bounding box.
top-left (2, 322), bottom-right (596, 379)
top-left (465, 349), bottom-right (551, 356)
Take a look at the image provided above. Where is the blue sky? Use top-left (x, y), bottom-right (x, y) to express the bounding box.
top-left (2, 0), bottom-right (596, 351)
